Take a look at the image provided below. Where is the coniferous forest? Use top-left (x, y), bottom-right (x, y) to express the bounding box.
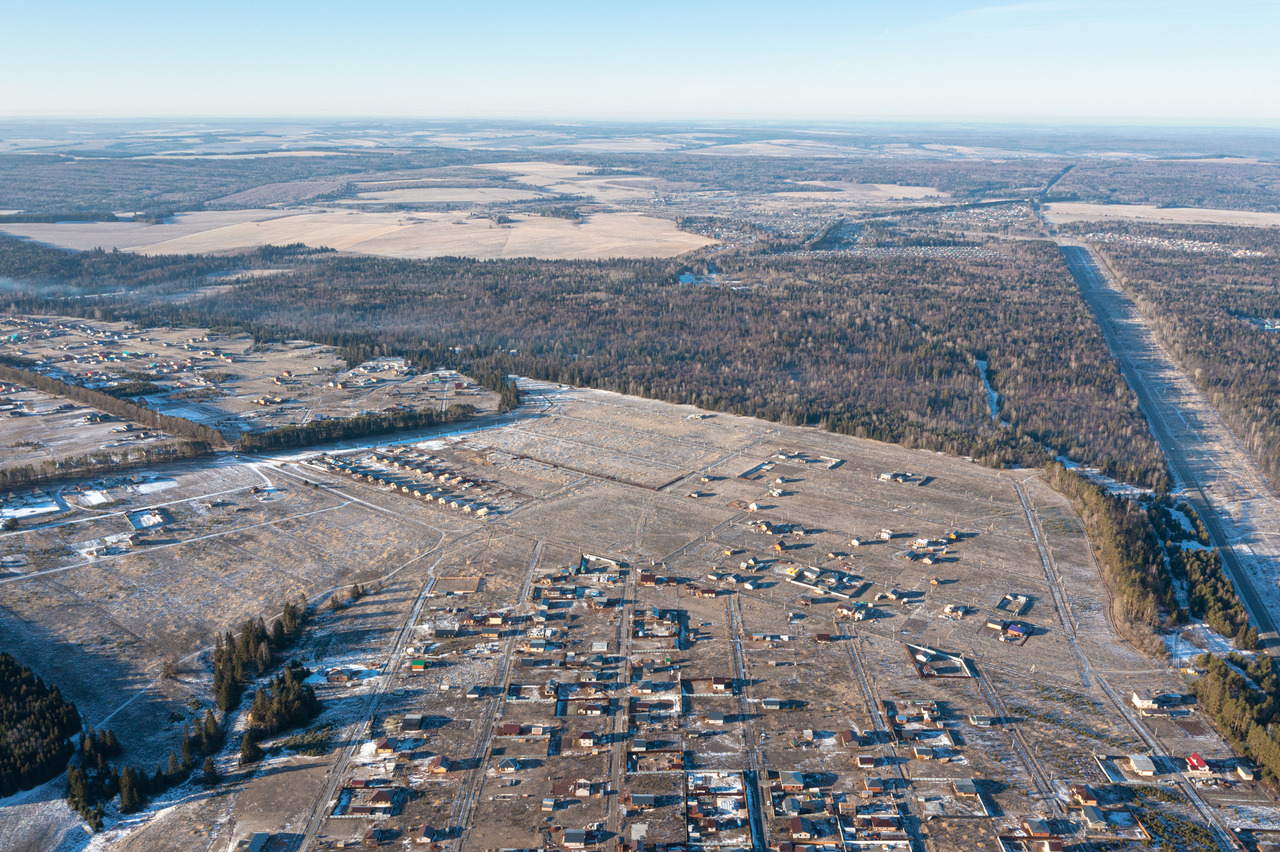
top-left (0, 652), bottom-right (82, 797)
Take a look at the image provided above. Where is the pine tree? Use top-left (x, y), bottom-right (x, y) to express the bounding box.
top-left (202, 710), bottom-right (220, 753)
top-left (202, 757), bottom-right (219, 786)
top-left (181, 724), bottom-right (194, 769)
top-left (166, 750), bottom-right (180, 778)
top-left (119, 766), bottom-right (139, 814)
top-left (239, 733), bottom-right (263, 765)
top-left (66, 766), bottom-right (88, 807)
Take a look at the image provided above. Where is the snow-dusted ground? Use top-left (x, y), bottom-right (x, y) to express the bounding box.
top-left (1165, 622), bottom-right (1249, 667)
top-left (1075, 245), bottom-right (1280, 642)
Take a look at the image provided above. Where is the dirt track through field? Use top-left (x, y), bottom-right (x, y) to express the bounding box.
top-left (1062, 244), bottom-right (1280, 654)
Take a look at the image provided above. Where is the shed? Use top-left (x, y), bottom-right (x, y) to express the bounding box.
top-left (1082, 805), bottom-right (1107, 830)
top-left (953, 778), bottom-right (979, 798)
top-left (1023, 818), bottom-right (1052, 838)
top-left (1128, 754), bottom-right (1157, 777)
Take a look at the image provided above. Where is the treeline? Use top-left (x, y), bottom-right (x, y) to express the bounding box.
top-left (0, 235), bottom-right (240, 289)
top-left (1045, 463), bottom-right (1262, 653)
top-left (1194, 653), bottom-right (1280, 788)
top-left (1050, 161), bottom-right (1280, 212)
top-left (0, 653), bottom-right (82, 797)
top-left (212, 600), bottom-right (308, 712)
top-left (1086, 230), bottom-right (1280, 493)
top-left (1044, 464), bottom-right (1175, 656)
top-left (0, 357), bottom-right (226, 447)
top-left (0, 212), bottom-right (120, 223)
top-left (0, 440), bottom-right (213, 492)
top-left (236, 404), bottom-right (475, 453)
top-left (42, 241), bottom-right (1168, 486)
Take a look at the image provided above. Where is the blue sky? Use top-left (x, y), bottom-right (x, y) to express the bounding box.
top-left (2, 0), bottom-right (1276, 122)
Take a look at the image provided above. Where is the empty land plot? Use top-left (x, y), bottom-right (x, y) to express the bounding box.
top-left (1, 382), bottom-right (1259, 850)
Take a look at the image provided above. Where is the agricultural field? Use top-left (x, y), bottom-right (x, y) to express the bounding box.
top-left (2, 380), bottom-right (1271, 852)
top-left (1042, 202), bottom-right (1280, 228)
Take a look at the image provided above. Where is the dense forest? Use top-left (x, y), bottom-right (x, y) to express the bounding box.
top-left (1075, 224), bottom-right (1280, 492)
top-left (1049, 161), bottom-right (1280, 211)
top-left (7, 239), bottom-right (1167, 487)
top-left (0, 439), bottom-right (213, 491)
top-left (0, 652), bottom-right (82, 797)
top-left (1194, 652), bottom-right (1280, 787)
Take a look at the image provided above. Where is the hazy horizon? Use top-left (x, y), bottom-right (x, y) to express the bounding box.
top-left (5, 0), bottom-right (1277, 123)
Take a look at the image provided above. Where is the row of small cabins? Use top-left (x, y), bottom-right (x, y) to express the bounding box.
top-left (317, 454), bottom-right (492, 516)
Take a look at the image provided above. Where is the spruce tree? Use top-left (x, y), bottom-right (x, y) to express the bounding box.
top-left (119, 767), bottom-right (138, 814)
top-left (202, 710), bottom-right (220, 753)
top-left (240, 733), bottom-right (263, 765)
top-left (202, 757), bottom-right (219, 786)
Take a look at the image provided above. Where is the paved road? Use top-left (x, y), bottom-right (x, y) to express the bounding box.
top-left (1062, 244), bottom-right (1280, 654)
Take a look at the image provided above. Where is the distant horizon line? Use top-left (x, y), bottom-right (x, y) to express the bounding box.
top-left (2, 115), bottom-right (1280, 133)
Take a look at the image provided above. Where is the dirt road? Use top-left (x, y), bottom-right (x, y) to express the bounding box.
top-left (1062, 244), bottom-right (1280, 654)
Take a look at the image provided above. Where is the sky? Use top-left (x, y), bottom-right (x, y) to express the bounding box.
top-left (2, 0), bottom-right (1277, 123)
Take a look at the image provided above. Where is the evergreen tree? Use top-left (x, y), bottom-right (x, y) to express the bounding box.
top-left (202, 710), bottom-right (221, 754)
top-left (202, 757), bottom-right (219, 787)
top-left (119, 767), bottom-right (140, 814)
top-left (239, 733), bottom-right (263, 765)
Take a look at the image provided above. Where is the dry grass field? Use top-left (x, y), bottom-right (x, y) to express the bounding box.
top-left (0, 208), bottom-right (714, 260)
top-left (1, 376), bottom-right (1269, 851)
top-left (1044, 202), bottom-right (1280, 227)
